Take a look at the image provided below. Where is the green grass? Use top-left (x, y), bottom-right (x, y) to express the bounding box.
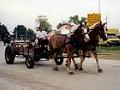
top-left (99, 46), bottom-right (120, 53)
top-left (97, 46), bottom-right (120, 60)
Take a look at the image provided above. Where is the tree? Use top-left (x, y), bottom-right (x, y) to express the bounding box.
top-left (36, 16), bottom-right (52, 32)
top-left (0, 23), bottom-right (10, 41)
top-left (13, 25), bottom-right (27, 39)
top-left (68, 15), bottom-right (87, 25)
top-left (68, 15), bottom-right (80, 25)
top-left (80, 17), bottom-right (87, 25)
top-left (57, 15), bottom-right (87, 32)
top-left (27, 28), bottom-right (35, 39)
top-left (0, 24), bottom-right (9, 36)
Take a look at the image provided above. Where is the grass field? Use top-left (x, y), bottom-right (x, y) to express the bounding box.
top-left (98, 46), bottom-right (120, 60)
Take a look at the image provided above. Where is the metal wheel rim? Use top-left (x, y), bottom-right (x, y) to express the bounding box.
top-left (26, 57), bottom-right (31, 67)
top-left (6, 49), bottom-right (11, 61)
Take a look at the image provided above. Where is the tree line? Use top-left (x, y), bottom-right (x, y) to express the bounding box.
top-left (13, 25), bottom-right (34, 40)
top-left (0, 15), bottom-right (86, 40)
top-left (0, 22), bottom-right (10, 41)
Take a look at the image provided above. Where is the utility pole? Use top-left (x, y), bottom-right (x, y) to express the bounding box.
top-left (98, 0), bottom-right (101, 53)
top-left (98, 0), bottom-right (100, 13)
top-left (16, 30), bottom-right (17, 40)
top-left (106, 14), bottom-right (108, 28)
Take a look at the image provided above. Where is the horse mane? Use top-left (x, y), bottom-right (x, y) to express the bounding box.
top-left (89, 21), bottom-right (100, 30)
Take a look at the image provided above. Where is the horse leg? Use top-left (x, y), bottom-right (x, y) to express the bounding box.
top-left (93, 52), bottom-right (103, 73)
top-left (66, 52), bottom-right (74, 75)
top-left (3, 41), bottom-right (6, 46)
top-left (72, 57), bottom-right (78, 70)
top-left (72, 50), bottom-right (84, 70)
top-left (53, 53), bottom-right (59, 71)
top-left (79, 56), bottom-right (85, 70)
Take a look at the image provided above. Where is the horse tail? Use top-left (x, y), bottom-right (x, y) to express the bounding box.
top-left (48, 34), bottom-right (54, 50)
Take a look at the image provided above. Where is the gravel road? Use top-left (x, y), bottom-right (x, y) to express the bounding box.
top-left (0, 42), bottom-right (120, 90)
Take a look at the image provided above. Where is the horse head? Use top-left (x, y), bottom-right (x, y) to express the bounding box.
top-left (72, 23), bottom-right (90, 43)
top-left (96, 21), bottom-right (108, 41)
top-left (89, 21), bottom-right (107, 41)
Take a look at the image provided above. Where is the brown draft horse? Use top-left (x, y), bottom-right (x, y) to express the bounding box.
top-left (48, 24), bottom-right (90, 74)
top-left (76, 21), bottom-right (107, 73)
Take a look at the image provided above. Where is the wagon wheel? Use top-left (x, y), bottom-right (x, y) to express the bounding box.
top-left (25, 56), bottom-right (34, 69)
top-left (5, 46), bottom-right (15, 64)
top-left (54, 53), bottom-right (64, 65)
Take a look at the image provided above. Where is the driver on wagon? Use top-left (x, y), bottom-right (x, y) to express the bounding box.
top-left (35, 26), bottom-right (48, 47)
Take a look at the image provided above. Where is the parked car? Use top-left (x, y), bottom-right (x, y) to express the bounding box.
top-left (105, 35), bottom-right (120, 46)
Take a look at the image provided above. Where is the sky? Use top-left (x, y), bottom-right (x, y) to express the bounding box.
top-left (0, 0), bottom-right (120, 32)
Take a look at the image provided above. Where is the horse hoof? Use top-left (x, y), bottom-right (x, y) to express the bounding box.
top-left (53, 67), bottom-right (58, 71)
top-left (69, 72), bottom-right (74, 75)
top-left (79, 68), bottom-right (83, 71)
top-left (75, 64), bottom-right (78, 70)
top-left (98, 69), bottom-right (103, 73)
top-left (65, 64), bottom-right (68, 67)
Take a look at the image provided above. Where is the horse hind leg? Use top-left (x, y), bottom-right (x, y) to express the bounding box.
top-left (52, 49), bottom-right (61, 71)
top-left (72, 50), bottom-right (84, 70)
top-left (93, 52), bottom-right (103, 73)
top-left (72, 57), bottom-right (78, 70)
top-left (65, 52), bottom-right (74, 75)
top-left (66, 60), bottom-right (74, 75)
top-left (3, 41), bottom-right (6, 46)
top-left (79, 55), bottom-right (85, 71)
top-left (53, 53), bottom-right (59, 71)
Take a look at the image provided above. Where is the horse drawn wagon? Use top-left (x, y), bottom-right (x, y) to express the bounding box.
top-left (5, 40), bottom-right (64, 68)
top-left (4, 23), bottom-right (87, 70)
top-left (5, 22), bottom-right (107, 74)
top-left (4, 22), bottom-right (92, 74)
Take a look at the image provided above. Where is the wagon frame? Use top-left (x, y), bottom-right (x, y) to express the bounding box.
top-left (5, 40), bottom-right (64, 68)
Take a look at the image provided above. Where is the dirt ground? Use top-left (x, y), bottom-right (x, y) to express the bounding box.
top-left (99, 51), bottom-right (120, 60)
top-left (0, 42), bottom-right (120, 90)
